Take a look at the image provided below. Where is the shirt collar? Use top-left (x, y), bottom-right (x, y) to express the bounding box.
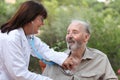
top-left (82, 47), bottom-right (94, 60)
top-left (65, 47), bottom-right (94, 60)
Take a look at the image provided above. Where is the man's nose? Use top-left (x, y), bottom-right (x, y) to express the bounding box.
top-left (68, 33), bottom-right (73, 38)
top-left (67, 35), bottom-right (73, 40)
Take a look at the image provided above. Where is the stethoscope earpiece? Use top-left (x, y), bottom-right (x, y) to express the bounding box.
top-left (31, 21), bottom-right (34, 24)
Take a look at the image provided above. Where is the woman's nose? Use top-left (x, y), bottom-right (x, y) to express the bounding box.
top-left (41, 22), bottom-right (44, 25)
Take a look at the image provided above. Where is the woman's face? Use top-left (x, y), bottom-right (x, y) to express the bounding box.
top-left (31, 15), bottom-right (44, 34)
top-left (24, 15), bottom-right (44, 35)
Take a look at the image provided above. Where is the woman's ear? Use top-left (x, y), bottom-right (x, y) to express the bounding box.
top-left (31, 21), bottom-right (34, 24)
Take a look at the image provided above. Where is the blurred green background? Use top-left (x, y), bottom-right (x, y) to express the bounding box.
top-left (0, 0), bottom-right (120, 79)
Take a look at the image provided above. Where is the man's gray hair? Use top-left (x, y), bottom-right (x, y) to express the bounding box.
top-left (71, 20), bottom-right (91, 34)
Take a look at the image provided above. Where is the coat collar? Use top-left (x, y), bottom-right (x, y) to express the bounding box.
top-left (19, 28), bottom-right (30, 47)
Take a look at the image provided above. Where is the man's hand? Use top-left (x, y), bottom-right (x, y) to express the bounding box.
top-left (62, 57), bottom-right (74, 70)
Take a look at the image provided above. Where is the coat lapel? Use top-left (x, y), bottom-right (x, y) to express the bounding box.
top-left (19, 28), bottom-right (31, 65)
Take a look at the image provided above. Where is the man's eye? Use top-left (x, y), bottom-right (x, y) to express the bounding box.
top-left (73, 31), bottom-right (78, 34)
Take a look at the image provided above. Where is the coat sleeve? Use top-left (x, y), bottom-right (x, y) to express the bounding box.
top-left (2, 37), bottom-right (53, 80)
top-left (33, 37), bottom-right (68, 66)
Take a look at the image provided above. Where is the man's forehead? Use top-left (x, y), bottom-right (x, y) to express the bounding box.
top-left (67, 23), bottom-right (84, 31)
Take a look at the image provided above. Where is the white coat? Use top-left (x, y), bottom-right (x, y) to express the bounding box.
top-left (0, 28), bottom-right (68, 80)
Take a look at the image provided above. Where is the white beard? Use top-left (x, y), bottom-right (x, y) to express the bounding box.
top-left (67, 41), bottom-right (79, 51)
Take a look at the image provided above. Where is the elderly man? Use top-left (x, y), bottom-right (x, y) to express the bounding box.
top-left (42, 20), bottom-right (118, 80)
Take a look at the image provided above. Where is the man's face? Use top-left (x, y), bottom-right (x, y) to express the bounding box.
top-left (66, 22), bottom-right (89, 51)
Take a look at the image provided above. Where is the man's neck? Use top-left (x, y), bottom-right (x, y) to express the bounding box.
top-left (69, 46), bottom-right (86, 70)
top-left (70, 46), bottom-right (86, 59)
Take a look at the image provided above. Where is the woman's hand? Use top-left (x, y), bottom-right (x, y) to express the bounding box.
top-left (62, 57), bottom-right (74, 70)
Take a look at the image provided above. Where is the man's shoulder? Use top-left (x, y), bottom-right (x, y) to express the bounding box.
top-left (87, 47), bottom-right (107, 58)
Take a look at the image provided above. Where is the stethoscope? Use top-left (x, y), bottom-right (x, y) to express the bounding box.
top-left (28, 35), bottom-right (55, 65)
top-left (27, 22), bottom-right (55, 65)
top-left (28, 35), bottom-right (74, 75)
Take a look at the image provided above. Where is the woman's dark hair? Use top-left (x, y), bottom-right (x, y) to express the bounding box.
top-left (0, 0), bottom-right (47, 33)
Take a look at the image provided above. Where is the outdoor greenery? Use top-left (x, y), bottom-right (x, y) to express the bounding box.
top-left (0, 0), bottom-right (120, 78)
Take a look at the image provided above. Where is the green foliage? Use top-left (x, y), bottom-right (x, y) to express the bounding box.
top-left (0, 0), bottom-right (25, 26)
top-left (0, 1), bottom-right (8, 25)
top-left (118, 75), bottom-right (120, 80)
top-left (29, 56), bottom-right (41, 74)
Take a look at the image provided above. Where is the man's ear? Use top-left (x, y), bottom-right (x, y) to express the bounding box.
top-left (84, 33), bottom-right (90, 43)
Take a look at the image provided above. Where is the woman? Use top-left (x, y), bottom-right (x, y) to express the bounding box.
top-left (0, 1), bottom-right (73, 80)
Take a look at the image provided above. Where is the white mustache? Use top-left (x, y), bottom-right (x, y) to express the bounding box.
top-left (67, 37), bottom-right (75, 43)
